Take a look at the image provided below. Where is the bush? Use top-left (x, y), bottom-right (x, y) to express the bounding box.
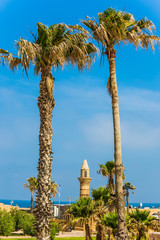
top-left (19, 212), bottom-right (36, 236)
top-left (10, 208), bottom-right (24, 231)
top-left (50, 222), bottom-right (59, 240)
top-left (0, 210), bottom-right (15, 236)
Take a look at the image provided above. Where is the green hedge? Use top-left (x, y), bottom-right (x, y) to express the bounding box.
top-left (0, 210), bottom-right (15, 236)
top-left (0, 208), bottom-right (36, 236)
top-left (50, 222), bottom-right (60, 240)
top-left (0, 208), bottom-right (59, 238)
top-left (19, 212), bottom-right (36, 236)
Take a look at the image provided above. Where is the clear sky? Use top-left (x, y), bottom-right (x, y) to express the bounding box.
top-left (0, 0), bottom-right (160, 203)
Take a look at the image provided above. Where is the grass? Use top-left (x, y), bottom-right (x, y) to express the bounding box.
top-left (0, 238), bottom-right (95, 240)
top-left (0, 239), bottom-right (36, 240)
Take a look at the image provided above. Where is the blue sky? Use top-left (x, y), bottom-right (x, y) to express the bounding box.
top-left (0, 0), bottom-right (160, 203)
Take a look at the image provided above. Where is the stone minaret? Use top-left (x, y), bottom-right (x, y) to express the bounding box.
top-left (78, 159), bottom-right (92, 198)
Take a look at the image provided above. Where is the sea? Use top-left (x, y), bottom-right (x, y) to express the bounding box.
top-left (0, 199), bottom-right (160, 209)
top-left (0, 199), bottom-right (73, 208)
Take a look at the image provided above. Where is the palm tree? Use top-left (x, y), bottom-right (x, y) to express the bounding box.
top-left (97, 161), bottom-right (115, 193)
top-left (92, 186), bottom-right (115, 212)
top-left (127, 209), bottom-right (157, 240)
top-left (24, 177), bottom-right (38, 213)
top-left (51, 181), bottom-right (58, 198)
top-left (68, 197), bottom-right (95, 240)
top-left (0, 23), bottom-right (97, 240)
top-left (102, 212), bottom-right (118, 240)
top-left (123, 182), bottom-right (136, 213)
top-left (83, 8), bottom-right (159, 239)
top-left (93, 200), bottom-right (107, 240)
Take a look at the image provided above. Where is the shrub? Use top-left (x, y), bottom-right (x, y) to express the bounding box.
top-left (50, 222), bottom-right (59, 240)
top-left (10, 208), bottom-right (24, 231)
top-left (0, 209), bottom-right (15, 236)
top-left (19, 212), bottom-right (36, 236)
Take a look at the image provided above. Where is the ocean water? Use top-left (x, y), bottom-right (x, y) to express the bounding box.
top-left (0, 199), bottom-right (73, 208)
top-left (0, 199), bottom-right (160, 209)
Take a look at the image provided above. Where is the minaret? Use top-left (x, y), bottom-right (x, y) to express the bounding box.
top-left (78, 159), bottom-right (92, 198)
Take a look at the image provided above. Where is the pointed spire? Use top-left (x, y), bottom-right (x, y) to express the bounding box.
top-left (81, 159), bottom-right (89, 169)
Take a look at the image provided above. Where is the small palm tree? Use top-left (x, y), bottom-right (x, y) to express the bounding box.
top-left (97, 161), bottom-right (115, 193)
top-left (93, 200), bottom-right (107, 240)
top-left (24, 177), bottom-right (38, 213)
top-left (68, 197), bottom-right (95, 240)
top-left (83, 8), bottom-right (159, 239)
top-left (92, 186), bottom-right (114, 212)
top-left (102, 212), bottom-right (118, 240)
top-left (127, 209), bottom-right (157, 240)
top-left (123, 182), bottom-right (136, 213)
top-left (0, 23), bottom-right (97, 240)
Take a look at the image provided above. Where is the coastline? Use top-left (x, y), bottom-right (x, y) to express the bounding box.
top-left (1, 200), bottom-right (160, 215)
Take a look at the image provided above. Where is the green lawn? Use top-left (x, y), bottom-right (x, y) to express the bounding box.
top-left (0, 238), bottom-right (84, 240)
top-left (0, 238), bottom-right (96, 240)
top-left (0, 239), bottom-right (36, 240)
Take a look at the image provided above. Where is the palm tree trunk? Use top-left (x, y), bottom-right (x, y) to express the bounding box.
top-left (96, 223), bottom-right (106, 240)
top-left (126, 190), bottom-right (129, 213)
top-left (107, 229), bottom-right (111, 240)
top-left (85, 223), bottom-right (92, 240)
top-left (31, 191), bottom-right (33, 213)
top-left (108, 49), bottom-right (128, 240)
top-left (36, 66), bottom-right (55, 240)
top-left (109, 174), bottom-right (114, 193)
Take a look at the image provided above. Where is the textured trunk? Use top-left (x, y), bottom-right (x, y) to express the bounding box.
top-left (109, 174), bottom-right (114, 193)
top-left (107, 229), bottom-right (111, 240)
top-left (31, 191), bottom-right (33, 213)
top-left (96, 223), bottom-right (106, 240)
top-left (85, 223), bottom-right (92, 240)
top-left (126, 190), bottom-right (129, 213)
top-left (137, 234), bottom-right (141, 240)
top-left (36, 66), bottom-right (55, 240)
top-left (108, 50), bottom-right (129, 240)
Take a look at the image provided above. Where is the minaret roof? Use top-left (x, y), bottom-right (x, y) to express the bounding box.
top-left (81, 159), bottom-right (89, 169)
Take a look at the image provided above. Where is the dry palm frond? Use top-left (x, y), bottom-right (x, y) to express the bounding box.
top-left (1, 22), bottom-right (97, 76)
top-left (82, 8), bottom-right (160, 98)
top-left (82, 8), bottom-right (160, 53)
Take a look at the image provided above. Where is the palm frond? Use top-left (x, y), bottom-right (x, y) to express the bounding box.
top-left (82, 8), bottom-right (160, 56)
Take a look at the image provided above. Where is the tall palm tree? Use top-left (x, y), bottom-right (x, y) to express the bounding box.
top-left (24, 177), bottom-right (38, 213)
top-left (123, 182), bottom-right (136, 213)
top-left (0, 23), bottom-right (97, 240)
top-left (68, 197), bottom-right (95, 240)
top-left (97, 161), bottom-right (115, 193)
top-left (83, 8), bottom-right (159, 239)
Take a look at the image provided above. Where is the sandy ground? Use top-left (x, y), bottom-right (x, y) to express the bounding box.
top-left (57, 230), bottom-right (85, 238)
top-left (0, 203), bottom-right (19, 212)
top-left (0, 231), bottom-right (86, 239)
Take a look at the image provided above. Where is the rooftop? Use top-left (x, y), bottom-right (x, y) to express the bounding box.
top-left (81, 159), bottom-right (89, 170)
